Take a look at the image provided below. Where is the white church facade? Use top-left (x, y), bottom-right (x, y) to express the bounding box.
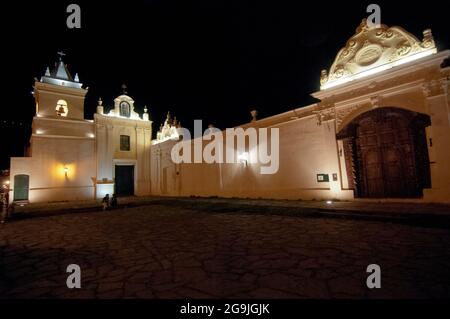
top-left (9, 55), bottom-right (152, 203)
top-left (9, 20), bottom-right (450, 204)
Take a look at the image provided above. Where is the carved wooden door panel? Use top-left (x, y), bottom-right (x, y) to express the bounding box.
top-left (382, 147), bottom-right (404, 197)
top-left (356, 115), bottom-right (385, 198)
top-left (363, 148), bottom-right (384, 197)
top-left (355, 109), bottom-right (418, 198)
top-left (339, 107), bottom-right (430, 199)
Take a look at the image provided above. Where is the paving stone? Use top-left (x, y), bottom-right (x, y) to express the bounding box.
top-left (1, 201), bottom-right (449, 298)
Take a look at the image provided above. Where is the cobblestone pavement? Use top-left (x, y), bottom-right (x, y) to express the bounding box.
top-left (1, 202), bottom-right (450, 299)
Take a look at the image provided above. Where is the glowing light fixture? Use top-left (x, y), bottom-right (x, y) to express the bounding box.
top-left (64, 166), bottom-right (69, 176)
top-left (326, 200), bottom-right (333, 205)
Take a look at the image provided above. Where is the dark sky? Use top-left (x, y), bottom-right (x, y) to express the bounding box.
top-left (0, 0), bottom-right (448, 169)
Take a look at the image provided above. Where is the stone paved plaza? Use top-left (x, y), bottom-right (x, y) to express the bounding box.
top-left (1, 199), bottom-right (450, 298)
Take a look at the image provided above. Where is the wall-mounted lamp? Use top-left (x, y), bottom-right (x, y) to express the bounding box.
top-left (64, 166), bottom-right (69, 176)
top-left (5, 180), bottom-right (10, 185)
top-left (238, 152), bottom-right (249, 166)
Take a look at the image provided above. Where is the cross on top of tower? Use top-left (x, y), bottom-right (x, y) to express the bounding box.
top-left (121, 84), bottom-right (128, 95)
top-left (57, 51), bottom-right (66, 61)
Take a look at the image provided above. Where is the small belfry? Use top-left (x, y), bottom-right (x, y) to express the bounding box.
top-left (95, 85), bottom-right (151, 121)
top-left (34, 52), bottom-right (87, 119)
top-left (41, 51), bottom-right (83, 89)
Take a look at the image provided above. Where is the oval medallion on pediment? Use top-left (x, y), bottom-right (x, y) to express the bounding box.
top-left (355, 44), bottom-right (383, 66)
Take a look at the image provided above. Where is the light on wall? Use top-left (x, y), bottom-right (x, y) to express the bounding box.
top-left (238, 152), bottom-right (249, 166)
top-left (64, 166), bottom-right (69, 176)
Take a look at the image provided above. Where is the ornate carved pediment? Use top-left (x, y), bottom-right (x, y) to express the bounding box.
top-left (320, 19), bottom-right (437, 90)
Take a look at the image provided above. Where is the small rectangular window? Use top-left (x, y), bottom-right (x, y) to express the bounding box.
top-left (120, 135), bottom-right (130, 151)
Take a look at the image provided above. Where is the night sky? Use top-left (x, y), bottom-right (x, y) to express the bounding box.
top-left (0, 0), bottom-right (448, 169)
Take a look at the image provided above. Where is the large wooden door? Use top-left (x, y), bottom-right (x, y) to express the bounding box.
top-left (340, 108), bottom-right (430, 198)
top-left (115, 165), bottom-right (134, 196)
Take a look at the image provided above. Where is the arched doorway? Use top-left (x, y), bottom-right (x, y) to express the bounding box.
top-left (337, 107), bottom-right (431, 198)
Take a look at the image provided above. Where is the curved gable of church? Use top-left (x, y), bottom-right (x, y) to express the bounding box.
top-left (320, 19), bottom-right (437, 90)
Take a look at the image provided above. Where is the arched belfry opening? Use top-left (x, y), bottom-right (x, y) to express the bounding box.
top-left (337, 107), bottom-right (431, 198)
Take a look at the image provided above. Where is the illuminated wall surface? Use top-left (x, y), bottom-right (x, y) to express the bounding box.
top-left (9, 20), bottom-right (450, 203)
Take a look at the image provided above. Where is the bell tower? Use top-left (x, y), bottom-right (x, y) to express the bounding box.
top-left (33, 52), bottom-right (88, 119)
